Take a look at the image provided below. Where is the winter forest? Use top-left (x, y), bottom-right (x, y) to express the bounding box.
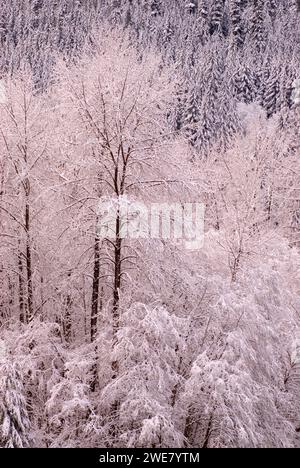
top-left (0, 0), bottom-right (299, 449)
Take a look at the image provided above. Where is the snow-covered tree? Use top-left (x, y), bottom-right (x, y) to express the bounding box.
top-left (234, 66), bottom-right (256, 104)
top-left (0, 360), bottom-right (30, 448)
top-left (210, 0), bottom-right (224, 35)
top-left (250, 0), bottom-right (267, 53)
top-left (231, 0), bottom-right (245, 48)
top-left (263, 68), bottom-right (281, 118)
top-left (56, 30), bottom-right (178, 345)
top-left (98, 303), bottom-right (185, 448)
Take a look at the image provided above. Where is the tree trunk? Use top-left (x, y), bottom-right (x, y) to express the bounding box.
top-left (25, 202), bottom-right (33, 322)
top-left (64, 272), bottom-right (72, 343)
top-left (18, 248), bottom-right (25, 324)
top-left (91, 230), bottom-right (100, 343)
top-left (112, 211), bottom-right (122, 340)
top-left (91, 287), bottom-right (103, 392)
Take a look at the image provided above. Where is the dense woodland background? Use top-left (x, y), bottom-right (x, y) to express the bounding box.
top-left (0, 0), bottom-right (300, 448)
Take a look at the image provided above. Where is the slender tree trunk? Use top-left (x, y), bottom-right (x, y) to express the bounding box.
top-left (91, 230), bottom-right (100, 343)
top-left (40, 275), bottom-right (44, 321)
top-left (90, 227), bottom-right (101, 391)
top-left (184, 407), bottom-right (194, 447)
top-left (64, 271), bottom-right (72, 343)
top-left (112, 211), bottom-right (122, 339)
top-left (64, 297), bottom-right (72, 343)
top-left (18, 248), bottom-right (25, 324)
top-left (202, 413), bottom-right (213, 448)
top-left (0, 265), bottom-right (4, 323)
top-left (63, 271), bottom-right (73, 343)
top-left (25, 202), bottom-right (33, 322)
top-left (111, 152), bottom-right (128, 380)
top-left (110, 211), bottom-right (122, 431)
top-left (91, 287), bottom-right (103, 392)
top-left (8, 275), bottom-right (14, 316)
top-left (266, 188), bottom-right (273, 222)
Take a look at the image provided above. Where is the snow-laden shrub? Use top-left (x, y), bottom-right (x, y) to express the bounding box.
top-left (97, 303), bottom-right (186, 448)
top-left (0, 361), bottom-right (30, 448)
top-left (181, 235), bottom-right (300, 448)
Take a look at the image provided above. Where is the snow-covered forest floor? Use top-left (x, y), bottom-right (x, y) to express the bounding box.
top-left (0, 0), bottom-right (300, 448)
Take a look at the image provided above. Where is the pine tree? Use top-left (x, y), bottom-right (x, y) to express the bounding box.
top-left (150, 0), bottom-right (162, 17)
top-left (268, 0), bottom-right (278, 23)
top-left (183, 87), bottom-right (201, 145)
top-left (289, 0), bottom-right (300, 14)
top-left (210, 0), bottom-right (224, 35)
top-left (199, 0), bottom-right (209, 21)
top-left (162, 18), bottom-right (174, 44)
top-left (185, 1), bottom-right (197, 15)
top-left (230, 0), bottom-right (245, 48)
top-left (234, 67), bottom-right (255, 104)
top-left (196, 0), bottom-right (210, 43)
top-left (251, 0), bottom-right (267, 53)
top-left (195, 44), bottom-right (226, 150)
top-left (263, 69), bottom-right (280, 118)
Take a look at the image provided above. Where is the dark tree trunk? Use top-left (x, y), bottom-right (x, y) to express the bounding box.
top-left (91, 231), bottom-right (100, 343)
top-left (112, 211), bottom-right (122, 340)
top-left (18, 247), bottom-right (25, 324)
top-left (25, 202), bottom-right (33, 322)
top-left (91, 287), bottom-right (103, 392)
top-left (64, 271), bottom-right (72, 343)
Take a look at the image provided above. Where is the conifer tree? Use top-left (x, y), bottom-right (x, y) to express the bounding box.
top-left (234, 66), bottom-right (256, 104)
top-left (251, 0), bottom-right (267, 53)
top-left (263, 69), bottom-right (281, 118)
top-left (210, 0), bottom-right (224, 35)
top-left (230, 0), bottom-right (245, 48)
top-left (268, 0), bottom-right (278, 23)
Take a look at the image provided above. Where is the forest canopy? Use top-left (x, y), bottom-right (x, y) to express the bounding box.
top-left (0, 0), bottom-right (299, 449)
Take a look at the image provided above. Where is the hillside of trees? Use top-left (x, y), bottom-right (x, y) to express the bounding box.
top-left (0, 0), bottom-right (300, 448)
